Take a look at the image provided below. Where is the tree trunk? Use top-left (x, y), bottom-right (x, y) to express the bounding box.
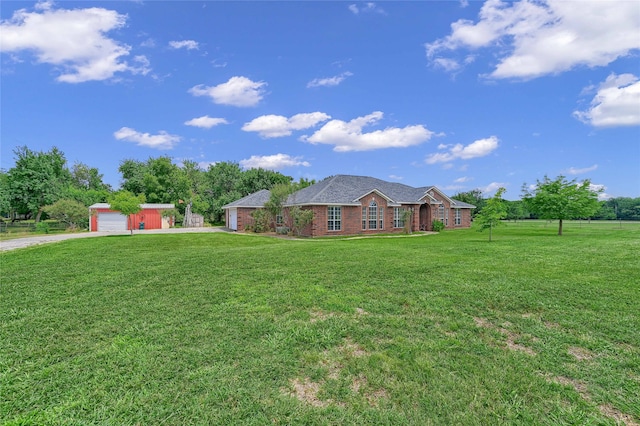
top-left (35, 207), bottom-right (43, 223)
top-left (558, 219), bottom-right (563, 236)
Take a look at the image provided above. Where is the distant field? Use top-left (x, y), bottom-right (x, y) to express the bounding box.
top-left (1, 223), bottom-right (639, 425)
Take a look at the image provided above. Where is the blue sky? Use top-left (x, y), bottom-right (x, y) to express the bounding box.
top-left (2, 0), bottom-right (639, 199)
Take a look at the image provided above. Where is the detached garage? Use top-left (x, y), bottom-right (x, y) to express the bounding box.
top-left (89, 203), bottom-right (175, 232)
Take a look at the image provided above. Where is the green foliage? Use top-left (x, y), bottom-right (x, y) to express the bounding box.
top-left (265, 183), bottom-right (295, 229)
top-left (7, 146), bottom-right (71, 222)
top-left (504, 199), bottom-right (528, 221)
top-left (70, 162), bottom-right (111, 191)
top-left (452, 189), bottom-right (485, 216)
top-left (602, 197), bottom-right (640, 221)
top-left (431, 219), bottom-right (444, 232)
top-left (44, 199), bottom-right (89, 230)
top-left (0, 170), bottom-right (10, 216)
top-left (522, 175), bottom-right (602, 235)
top-left (108, 191), bottom-right (146, 235)
top-left (35, 221), bottom-right (50, 234)
top-left (61, 185), bottom-right (110, 207)
top-left (288, 206), bottom-right (314, 236)
top-left (247, 209), bottom-right (270, 233)
top-left (474, 187), bottom-right (507, 241)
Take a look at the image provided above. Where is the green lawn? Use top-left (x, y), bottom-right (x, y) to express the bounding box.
top-left (2, 222), bottom-right (639, 425)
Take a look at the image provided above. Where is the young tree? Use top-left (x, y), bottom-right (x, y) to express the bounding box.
top-left (264, 183), bottom-right (294, 231)
top-left (522, 175), bottom-right (602, 235)
top-left (44, 199), bottom-right (89, 230)
top-left (474, 187), bottom-right (507, 241)
top-left (108, 191), bottom-right (145, 235)
top-left (7, 146), bottom-right (71, 222)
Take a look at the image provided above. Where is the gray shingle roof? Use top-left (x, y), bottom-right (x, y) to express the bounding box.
top-left (223, 189), bottom-right (272, 208)
top-left (223, 176), bottom-right (475, 209)
top-left (286, 175), bottom-right (427, 205)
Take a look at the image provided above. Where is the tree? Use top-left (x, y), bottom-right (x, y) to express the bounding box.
top-left (264, 183), bottom-right (294, 230)
top-left (238, 168), bottom-right (292, 196)
top-left (505, 200), bottom-right (528, 222)
top-left (0, 170), bottom-right (11, 218)
top-left (7, 146), bottom-right (71, 222)
top-left (522, 175), bottom-right (602, 235)
top-left (108, 191), bottom-right (145, 235)
top-left (44, 199), bottom-right (89, 230)
top-left (451, 189), bottom-right (485, 217)
top-left (70, 162), bottom-right (111, 191)
top-left (474, 187), bottom-right (507, 241)
top-left (288, 206), bottom-right (314, 236)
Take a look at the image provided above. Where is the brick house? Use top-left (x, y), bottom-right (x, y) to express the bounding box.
top-left (223, 175), bottom-right (474, 237)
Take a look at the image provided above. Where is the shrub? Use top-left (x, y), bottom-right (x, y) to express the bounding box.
top-left (35, 222), bottom-right (50, 234)
top-left (431, 219), bottom-right (444, 232)
top-left (248, 209), bottom-right (270, 233)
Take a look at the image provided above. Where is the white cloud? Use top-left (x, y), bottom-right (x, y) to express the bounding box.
top-left (0, 4), bottom-right (148, 83)
top-left (388, 175), bottom-right (403, 181)
top-left (307, 71), bottom-right (353, 88)
top-left (565, 164), bottom-right (598, 175)
top-left (588, 183), bottom-right (610, 200)
top-left (184, 115), bottom-right (229, 129)
top-left (348, 3), bottom-right (385, 15)
top-left (189, 76), bottom-right (266, 107)
top-left (426, 136), bottom-right (499, 164)
top-left (301, 111), bottom-right (434, 152)
top-left (573, 73), bottom-right (640, 127)
top-left (242, 112), bottom-right (331, 138)
top-left (169, 40), bottom-right (199, 50)
top-left (454, 176), bottom-right (472, 183)
top-left (426, 0), bottom-right (640, 79)
top-left (482, 182), bottom-right (507, 195)
top-left (432, 58), bottom-right (460, 72)
top-left (114, 127), bottom-right (181, 150)
top-left (239, 154), bottom-right (311, 170)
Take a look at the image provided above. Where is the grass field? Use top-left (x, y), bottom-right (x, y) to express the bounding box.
top-left (1, 222), bottom-right (639, 425)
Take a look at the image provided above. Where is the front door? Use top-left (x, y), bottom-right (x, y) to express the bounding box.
top-left (420, 204), bottom-right (429, 231)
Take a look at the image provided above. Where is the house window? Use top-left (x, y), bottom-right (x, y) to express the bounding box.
top-left (276, 214), bottom-right (284, 226)
top-left (438, 205), bottom-right (445, 223)
top-left (379, 207), bottom-right (384, 230)
top-left (327, 206), bottom-right (341, 231)
top-left (368, 201), bottom-right (378, 229)
top-left (454, 209), bottom-right (461, 226)
top-left (362, 207), bottom-right (367, 230)
top-left (394, 208), bottom-right (404, 228)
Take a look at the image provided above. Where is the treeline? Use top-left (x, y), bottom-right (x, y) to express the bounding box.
top-left (453, 189), bottom-right (640, 221)
top-left (0, 146), bottom-right (313, 225)
top-left (1, 146), bottom-right (638, 227)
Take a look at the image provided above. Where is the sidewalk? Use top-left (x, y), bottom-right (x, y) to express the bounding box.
top-left (0, 227), bottom-right (228, 252)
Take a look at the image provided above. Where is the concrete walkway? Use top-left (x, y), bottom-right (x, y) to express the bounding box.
top-left (0, 227), bottom-right (228, 252)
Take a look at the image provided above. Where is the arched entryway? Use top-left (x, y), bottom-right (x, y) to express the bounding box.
top-left (419, 204), bottom-right (430, 231)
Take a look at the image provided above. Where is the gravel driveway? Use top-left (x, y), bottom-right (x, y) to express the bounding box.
top-left (0, 227), bottom-right (229, 252)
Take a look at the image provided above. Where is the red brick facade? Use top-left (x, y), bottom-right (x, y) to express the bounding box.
top-left (231, 189), bottom-right (473, 237)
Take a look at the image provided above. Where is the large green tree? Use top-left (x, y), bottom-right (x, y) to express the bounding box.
top-left (108, 191), bottom-right (145, 235)
top-left (7, 146), bottom-right (71, 222)
top-left (474, 187), bottom-right (507, 241)
top-left (522, 175), bottom-right (602, 235)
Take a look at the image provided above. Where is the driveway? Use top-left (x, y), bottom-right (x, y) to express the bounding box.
top-left (0, 227), bottom-right (229, 252)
